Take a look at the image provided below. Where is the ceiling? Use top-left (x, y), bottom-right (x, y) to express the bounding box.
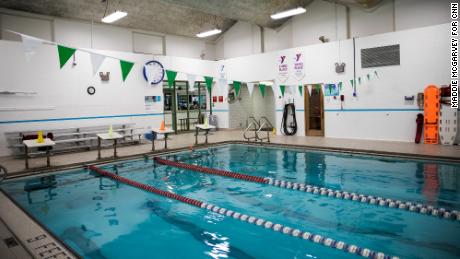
top-left (0, 0), bottom-right (313, 41)
top-left (0, 0), bottom-right (383, 41)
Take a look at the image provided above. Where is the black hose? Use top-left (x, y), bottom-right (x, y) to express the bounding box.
top-left (281, 103), bottom-right (297, 135)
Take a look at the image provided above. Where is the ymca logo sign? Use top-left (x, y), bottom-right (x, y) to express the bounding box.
top-left (293, 53), bottom-right (305, 81)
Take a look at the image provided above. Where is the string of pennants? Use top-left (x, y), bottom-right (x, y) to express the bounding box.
top-left (10, 29), bottom-right (380, 97)
top-left (278, 70), bottom-right (379, 98)
top-left (11, 30), bottom-right (136, 81)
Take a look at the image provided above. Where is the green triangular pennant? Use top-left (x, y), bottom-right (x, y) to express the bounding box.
top-left (279, 85), bottom-right (286, 96)
top-left (374, 70), bottom-right (379, 78)
top-left (120, 60), bottom-right (134, 82)
top-left (358, 77), bottom-right (362, 85)
top-left (338, 82), bottom-right (343, 91)
top-left (204, 76), bottom-right (213, 93)
top-left (298, 85), bottom-right (303, 96)
top-left (328, 84), bottom-right (333, 94)
top-left (233, 81), bottom-right (241, 96)
top-left (350, 79), bottom-right (354, 87)
top-left (366, 74), bottom-right (371, 81)
top-left (259, 84), bottom-right (266, 97)
top-left (166, 70), bottom-right (177, 88)
top-left (316, 84), bottom-right (321, 92)
top-left (57, 45), bottom-right (76, 68)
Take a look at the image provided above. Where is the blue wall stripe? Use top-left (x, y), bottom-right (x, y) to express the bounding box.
top-left (324, 108), bottom-right (423, 112)
top-left (276, 108), bottom-right (424, 112)
top-left (0, 113), bottom-right (164, 124)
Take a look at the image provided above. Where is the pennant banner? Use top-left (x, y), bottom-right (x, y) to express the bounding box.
top-left (21, 34), bottom-right (42, 61)
top-left (298, 85), bottom-right (303, 96)
top-left (166, 70), bottom-right (177, 88)
top-left (233, 81), bottom-right (241, 96)
top-left (90, 52), bottom-right (106, 75)
top-left (204, 76), bottom-right (213, 94)
top-left (307, 85), bottom-right (312, 96)
top-left (120, 60), bottom-right (134, 82)
top-left (350, 79), bottom-right (354, 87)
top-left (279, 85), bottom-right (285, 97)
top-left (259, 84), bottom-right (266, 98)
top-left (186, 74), bottom-right (196, 91)
top-left (57, 45), bottom-right (76, 68)
top-left (247, 83), bottom-right (254, 96)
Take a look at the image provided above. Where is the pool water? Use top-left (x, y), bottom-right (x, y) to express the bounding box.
top-left (1, 144), bottom-right (459, 259)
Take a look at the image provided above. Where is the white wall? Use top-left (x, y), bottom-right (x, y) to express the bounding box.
top-left (217, 21), bottom-right (262, 59)
top-left (215, 0), bottom-right (452, 59)
top-left (0, 9), bottom-right (215, 60)
top-left (222, 23), bottom-right (450, 142)
top-left (0, 41), bottom-right (216, 156)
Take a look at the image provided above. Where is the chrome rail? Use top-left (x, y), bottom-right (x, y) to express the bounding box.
top-left (256, 121), bottom-right (270, 143)
top-left (243, 122), bottom-right (258, 142)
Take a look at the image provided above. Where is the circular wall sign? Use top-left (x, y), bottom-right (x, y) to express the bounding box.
top-left (143, 60), bottom-right (165, 85)
top-left (87, 86), bottom-right (96, 95)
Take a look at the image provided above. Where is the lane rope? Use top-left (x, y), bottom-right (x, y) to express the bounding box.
top-left (153, 157), bottom-right (460, 221)
top-left (88, 165), bottom-right (398, 259)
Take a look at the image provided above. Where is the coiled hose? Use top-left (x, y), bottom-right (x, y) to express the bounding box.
top-left (281, 103), bottom-right (297, 135)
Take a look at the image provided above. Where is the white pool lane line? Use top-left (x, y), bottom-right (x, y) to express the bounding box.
top-left (89, 165), bottom-right (398, 259)
top-left (153, 157), bottom-right (460, 221)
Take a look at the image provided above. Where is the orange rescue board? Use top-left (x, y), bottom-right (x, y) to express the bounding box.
top-left (424, 85), bottom-right (440, 144)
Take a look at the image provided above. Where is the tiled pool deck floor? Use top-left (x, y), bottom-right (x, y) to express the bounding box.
top-left (0, 130), bottom-right (459, 258)
top-left (1, 129), bottom-right (459, 177)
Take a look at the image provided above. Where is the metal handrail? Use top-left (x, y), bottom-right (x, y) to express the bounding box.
top-left (248, 116), bottom-right (260, 129)
top-left (256, 121), bottom-right (270, 143)
top-left (243, 122), bottom-right (258, 142)
top-left (259, 116), bottom-right (273, 130)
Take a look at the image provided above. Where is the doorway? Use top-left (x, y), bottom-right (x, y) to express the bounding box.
top-left (304, 84), bottom-right (324, 136)
top-left (163, 81), bottom-right (206, 133)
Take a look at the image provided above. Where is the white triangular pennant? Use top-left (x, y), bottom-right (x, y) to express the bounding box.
top-left (90, 52), bottom-right (106, 75)
top-left (21, 34), bottom-right (43, 61)
top-left (186, 74), bottom-right (196, 91)
top-left (247, 83), bottom-right (255, 96)
top-left (307, 85), bottom-right (312, 96)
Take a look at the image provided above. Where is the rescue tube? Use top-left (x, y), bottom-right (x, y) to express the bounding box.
top-left (423, 85), bottom-right (440, 144)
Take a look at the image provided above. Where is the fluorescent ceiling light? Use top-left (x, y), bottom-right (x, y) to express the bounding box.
top-left (271, 7), bottom-right (306, 20)
top-left (196, 29), bottom-right (222, 38)
top-left (102, 11), bottom-right (127, 23)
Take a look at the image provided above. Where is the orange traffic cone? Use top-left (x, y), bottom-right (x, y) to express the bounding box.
top-left (159, 120), bottom-right (165, 131)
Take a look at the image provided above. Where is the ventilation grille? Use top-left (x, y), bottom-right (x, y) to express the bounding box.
top-left (361, 44), bottom-right (400, 68)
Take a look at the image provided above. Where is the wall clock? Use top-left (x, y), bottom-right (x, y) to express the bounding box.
top-left (143, 60), bottom-right (165, 85)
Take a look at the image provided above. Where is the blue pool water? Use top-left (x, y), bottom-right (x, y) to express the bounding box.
top-left (1, 144), bottom-right (459, 259)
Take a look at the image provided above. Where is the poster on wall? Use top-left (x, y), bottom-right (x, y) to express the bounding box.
top-left (293, 53), bottom-right (305, 81)
top-left (323, 84), bottom-right (339, 96)
top-left (277, 55), bottom-right (289, 83)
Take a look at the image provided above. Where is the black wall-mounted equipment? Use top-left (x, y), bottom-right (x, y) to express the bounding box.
top-left (281, 102), bottom-right (297, 135)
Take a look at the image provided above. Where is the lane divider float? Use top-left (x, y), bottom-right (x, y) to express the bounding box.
top-left (88, 165), bottom-right (397, 259)
top-left (153, 157), bottom-right (460, 221)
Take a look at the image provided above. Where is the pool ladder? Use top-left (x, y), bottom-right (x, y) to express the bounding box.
top-left (243, 116), bottom-right (273, 143)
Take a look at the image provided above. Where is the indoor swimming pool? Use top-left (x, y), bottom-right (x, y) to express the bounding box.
top-left (1, 144), bottom-right (459, 259)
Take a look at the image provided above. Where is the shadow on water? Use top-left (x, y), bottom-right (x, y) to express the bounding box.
top-left (143, 199), bottom-right (256, 259)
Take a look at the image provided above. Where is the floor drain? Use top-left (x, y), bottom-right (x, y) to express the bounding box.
top-left (4, 237), bottom-right (18, 248)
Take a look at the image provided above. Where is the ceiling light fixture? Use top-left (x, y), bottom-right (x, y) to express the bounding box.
top-left (270, 7), bottom-right (306, 20)
top-left (196, 29), bottom-right (222, 38)
top-left (101, 11), bottom-right (127, 23)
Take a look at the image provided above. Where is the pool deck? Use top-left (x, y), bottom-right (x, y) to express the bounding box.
top-left (1, 129), bottom-right (459, 177)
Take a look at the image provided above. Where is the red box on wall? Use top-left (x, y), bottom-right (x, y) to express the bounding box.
top-left (212, 96), bottom-right (217, 103)
top-left (219, 96), bottom-right (224, 102)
